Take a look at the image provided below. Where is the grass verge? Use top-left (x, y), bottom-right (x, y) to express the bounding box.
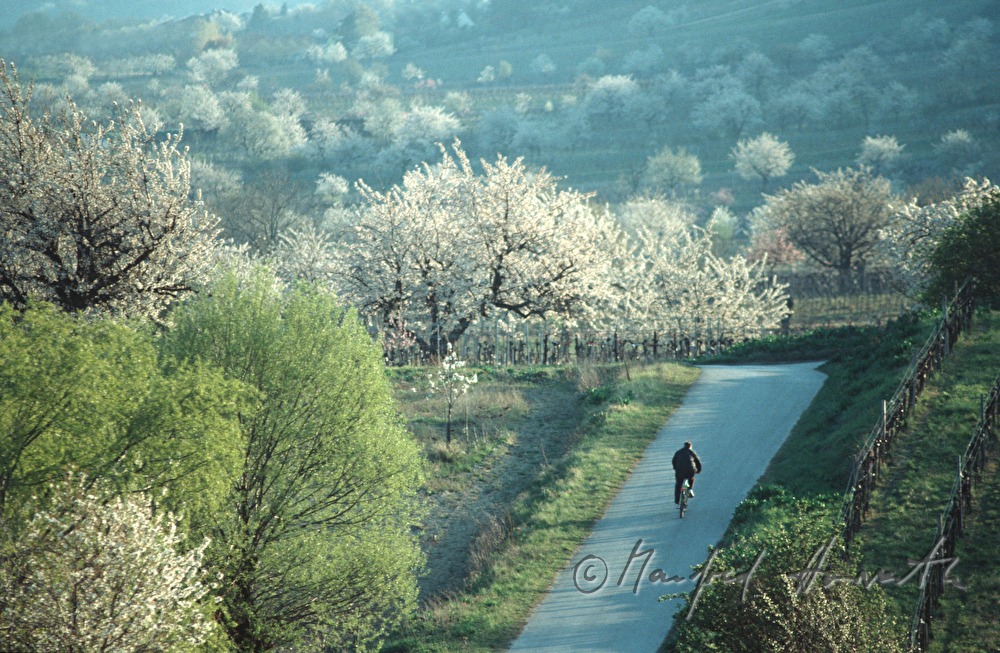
top-left (384, 361), bottom-right (699, 652)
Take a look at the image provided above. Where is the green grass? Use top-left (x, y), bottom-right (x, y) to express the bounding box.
top-left (384, 361), bottom-right (699, 652)
top-left (853, 310), bottom-right (1000, 649)
top-left (390, 366), bottom-right (535, 489)
top-left (928, 456), bottom-right (1000, 652)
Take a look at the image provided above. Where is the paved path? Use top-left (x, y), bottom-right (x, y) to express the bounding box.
top-left (508, 362), bottom-right (827, 653)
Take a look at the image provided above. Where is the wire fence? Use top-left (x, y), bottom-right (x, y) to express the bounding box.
top-left (382, 322), bottom-right (745, 367)
top-left (910, 371), bottom-right (1000, 651)
top-left (780, 267), bottom-right (913, 330)
top-left (814, 279), bottom-right (993, 651)
top-left (839, 282), bottom-right (976, 549)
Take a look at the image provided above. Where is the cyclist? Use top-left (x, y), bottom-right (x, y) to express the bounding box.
top-left (672, 441), bottom-right (702, 505)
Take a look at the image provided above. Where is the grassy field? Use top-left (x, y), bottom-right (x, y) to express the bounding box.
top-left (384, 361), bottom-right (699, 652)
top-left (855, 310), bottom-right (1000, 651)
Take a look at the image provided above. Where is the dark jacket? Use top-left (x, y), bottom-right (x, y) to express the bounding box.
top-left (672, 446), bottom-right (702, 476)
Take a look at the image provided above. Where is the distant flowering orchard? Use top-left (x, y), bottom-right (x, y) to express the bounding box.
top-left (319, 141), bottom-right (790, 358)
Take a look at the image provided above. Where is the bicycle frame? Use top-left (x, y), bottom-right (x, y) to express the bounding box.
top-left (679, 478), bottom-right (691, 518)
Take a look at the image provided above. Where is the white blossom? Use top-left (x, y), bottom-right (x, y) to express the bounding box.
top-left (0, 61), bottom-right (219, 318)
top-left (427, 345), bottom-right (478, 446)
top-left (337, 142), bottom-right (616, 350)
top-left (879, 177), bottom-right (999, 296)
top-left (0, 476), bottom-right (217, 651)
top-left (857, 134), bottom-right (905, 176)
top-left (731, 132), bottom-right (794, 191)
top-left (186, 48), bottom-right (238, 86)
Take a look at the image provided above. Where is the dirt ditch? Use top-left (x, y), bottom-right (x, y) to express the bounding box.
top-left (417, 381), bottom-right (584, 603)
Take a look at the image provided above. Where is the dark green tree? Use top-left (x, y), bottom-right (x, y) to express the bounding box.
top-left (162, 267), bottom-right (424, 652)
top-left (924, 195), bottom-right (1000, 307)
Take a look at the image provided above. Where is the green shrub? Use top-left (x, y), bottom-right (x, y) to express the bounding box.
top-left (924, 195), bottom-right (1000, 307)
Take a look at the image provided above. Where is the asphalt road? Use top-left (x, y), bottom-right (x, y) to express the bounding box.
top-left (508, 362), bottom-right (827, 653)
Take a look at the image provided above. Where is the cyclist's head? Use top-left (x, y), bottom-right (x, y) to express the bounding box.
top-left (684, 441), bottom-right (692, 448)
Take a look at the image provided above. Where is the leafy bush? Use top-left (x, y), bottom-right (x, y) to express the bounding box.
top-left (0, 302), bottom-right (243, 534)
top-left (924, 195), bottom-right (1000, 307)
top-left (163, 268), bottom-right (425, 652)
top-left (668, 495), bottom-right (906, 652)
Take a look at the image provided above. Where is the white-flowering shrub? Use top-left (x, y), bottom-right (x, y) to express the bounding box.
top-left (0, 477), bottom-right (216, 652)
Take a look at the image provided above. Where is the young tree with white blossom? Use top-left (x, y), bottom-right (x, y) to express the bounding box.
top-left (427, 345), bottom-right (478, 447)
top-left (731, 132), bottom-right (794, 192)
top-left (0, 476), bottom-right (217, 652)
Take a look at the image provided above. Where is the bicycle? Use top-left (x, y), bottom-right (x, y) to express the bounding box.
top-left (678, 478), bottom-right (692, 518)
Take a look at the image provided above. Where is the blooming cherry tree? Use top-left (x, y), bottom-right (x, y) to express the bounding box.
top-left (186, 48), bottom-right (238, 86)
top-left (622, 221), bottom-right (788, 342)
top-left (338, 142), bottom-right (617, 353)
top-left (0, 61), bottom-right (218, 318)
top-left (857, 135), bottom-right (905, 177)
top-left (731, 132), bottom-right (795, 192)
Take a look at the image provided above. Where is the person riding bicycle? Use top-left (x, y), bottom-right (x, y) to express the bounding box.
top-left (672, 441), bottom-right (702, 505)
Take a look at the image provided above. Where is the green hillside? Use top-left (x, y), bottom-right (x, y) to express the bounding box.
top-left (389, 0), bottom-right (998, 202)
top-left (1, 0), bottom-right (995, 217)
